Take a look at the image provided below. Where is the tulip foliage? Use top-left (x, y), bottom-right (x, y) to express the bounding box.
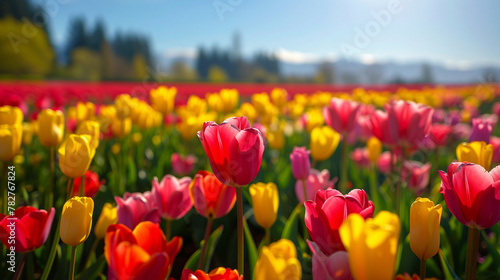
top-left (0, 83), bottom-right (500, 280)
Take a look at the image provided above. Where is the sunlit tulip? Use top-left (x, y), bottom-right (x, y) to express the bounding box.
top-left (351, 148), bottom-right (371, 169)
top-left (37, 108), bottom-right (65, 147)
top-left (60, 196), bottom-right (94, 246)
top-left (271, 88), bottom-right (288, 109)
top-left (469, 117), bottom-right (494, 143)
top-left (323, 98), bottom-right (361, 134)
top-left (367, 137), bottom-right (382, 164)
top-left (0, 206), bottom-right (55, 252)
top-left (94, 203), bottom-right (117, 239)
top-left (111, 116), bottom-right (132, 138)
top-left (198, 116), bottom-right (265, 187)
top-left (266, 126), bottom-right (285, 150)
top-left (150, 86), bottom-right (177, 115)
top-left (76, 120), bottom-right (100, 150)
top-left (254, 239), bottom-right (301, 280)
top-left (370, 110), bottom-right (396, 145)
top-left (428, 124), bottom-right (451, 147)
top-left (339, 211), bottom-right (400, 280)
top-left (219, 89), bottom-right (239, 113)
top-left (171, 153), bottom-right (197, 176)
top-left (115, 192), bottom-right (160, 230)
top-left (456, 141), bottom-right (493, 170)
top-left (252, 92), bottom-right (271, 115)
top-left (310, 126), bottom-right (340, 161)
top-left (0, 105), bottom-right (23, 125)
top-left (22, 122), bottom-right (35, 145)
top-left (76, 102), bottom-right (96, 122)
top-left (295, 169), bottom-right (336, 204)
top-left (236, 102), bottom-right (257, 123)
top-left (290, 146), bottom-right (310, 181)
top-left (307, 240), bottom-right (351, 280)
top-left (71, 170), bottom-right (105, 197)
top-left (58, 134), bottom-right (95, 178)
top-left (303, 109), bottom-right (324, 133)
top-left (410, 198), bottom-right (442, 261)
top-left (0, 124), bottom-right (22, 162)
top-left (249, 182), bottom-right (279, 229)
top-left (152, 175), bottom-right (192, 220)
top-left (402, 161), bottom-right (431, 193)
top-left (305, 189), bottom-right (374, 255)
top-left (439, 162), bottom-right (500, 229)
top-left (385, 100), bottom-right (434, 147)
top-left (180, 267), bottom-right (242, 280)
top-left (105, 222), bottom-right (182, 280)
top-left (189, 171), bottom-right (236, 219)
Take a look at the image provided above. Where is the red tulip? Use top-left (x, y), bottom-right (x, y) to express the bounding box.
top-left (198, 116), bottom-right (265, 187)
top-left (385, 100), bottom-right (434, 147)
top-left (189, 170), bottom-right (236, 219)
top-left (307, 240), bottom-right (351, 280)
top-left (71, 170), bottom-right (105, 198)
top-left (376, 151), bottom-right (396, 174)
top-left (428, 124), bottom-right (452, 147)
top-left (152, 175), bottom-right (192, 220)
top-left (115, 192), bottom-right (160, 230)
top-left (171, 153), bottom-right (197, 176)
top-left (490, 136), bottom-right (500, 163)
top-left (295, 169), bottom-right (337, 204)
top-left (0, 206), bottom-right (55, 252)
top-left (439, 162), bottom-right (500, 229)
top-left (402, 161), bottom-right (431, 193)
top-left (323, 98), bottom-right (361, 134)
top-left (370, 110), bottom-right (396, 145)
top-left (350, 148), bottom-right (371, 169)
top-left (105, 221), bottom-right (182, 280)
top-left (179, 268), bottom-right (242, 280)
top-left (290, 146), bottom-right (311, 181)
top-left (304, 189), bottom-right (374, 255)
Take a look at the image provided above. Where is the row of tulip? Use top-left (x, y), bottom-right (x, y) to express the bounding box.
top-left (0, 83), bottom-right (499, 280)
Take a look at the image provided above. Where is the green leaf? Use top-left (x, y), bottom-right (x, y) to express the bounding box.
top-left (75, 255), bottom-right (106, 280)
top-left (438, 249), bottom-right (460, 280)
top-left (281, 203), bottom-right (302, 240)
top-left (127, 156), bottom-right (137, 187)
top-left (183, 249), bottom-right (201, 271)
top-left (481, 230), bottom-right (500, 274)
top-left (243, 218), bottom-right (258, 279)
top-left (200, 225), bottom-right (224, 271)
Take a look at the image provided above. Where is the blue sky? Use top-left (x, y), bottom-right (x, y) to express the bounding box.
top-left (34, 0), bottom-right (500, 67)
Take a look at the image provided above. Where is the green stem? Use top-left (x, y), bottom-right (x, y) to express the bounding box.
top-left (301, 179), bottom-right (308, 202)
top-left (27, 252), bottom-right (34, 280)
top-left (47, 146), bottom-right (55, 208)
top-left (83, 238), bottom-right (100, 269)
top-left (3, 162), bottom-right (7, 218)
top-left (165, 219), bottom-right (172, 241)
top-left (395, 147), bottom-right (407, 216)
top-left (79, 174), bottom-right (85, 197)
top-left (264, 228), bottom-right (271, 246)
top-left (465, 228), bottom-right (481, 280)
top-left (236, 187), bottom-right (244, 275)
top-left (40, 215), bottom-right (61, 280)
top-left (67, 178), bottom-right (74, 200)
top-left (420, 258), bottom-right (426, 280)
top-left (13, 253), bottom-right (26, 280)
top-left (69, 245), bottom-right (77, 280)
top-left (339, 136), bottom-right (348, 193)
top-left (198, 217), bottom-right (214, 271)
top-left (369, 164), bottom-right (380, 213)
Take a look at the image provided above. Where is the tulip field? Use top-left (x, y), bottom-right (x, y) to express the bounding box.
top-left (1, 82), bottom-right (500, 280)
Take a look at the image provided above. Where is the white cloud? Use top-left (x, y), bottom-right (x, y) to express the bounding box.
top-left (162, 47), bottom-right (197, 59)
top-left (274, 48), bottom-right (336, 64)
top-left (360, 53), bottom-right (375, 65)
top-left (443, 60), bottom-right (470, 70)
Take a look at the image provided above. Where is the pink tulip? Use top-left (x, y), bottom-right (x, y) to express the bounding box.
top-left (446, 110), bottom-right (462, 126)
top-left (492, 102), bottom-right (500, 116)
top-left (469, 117), bottom-right (495, 144)
top-left (295, 169), bottom-right (337, 204)
top-left (432, 109), bottom-right (446, 123)
top-left (370, 110), bottom-right (396, 145)
top-left (115, 192), bottom-right (160, 230)
top-left (171, 153), bottom-right (197, 176)
top-left (323, 98), bottom-right (361, 134)
top-left (376, 151), bottom-right (396, 174)
top-left (0, 207), bottom-right (55, 252)
top-left (350, 148), bottom-right (371, 169)
top-left (152, 175), bottom-right (192, 220)
top-left (490, 136), bottom-right (500, 163)
top-left (308, 240), bottom-right (352, 280)
top-left (451, 123), bottom-right (471, 141)
top-left (385, 100), bottom-right (434, 147)
top-left (290, 146), bottom-right (311, 181)
top-left (304, 189), bottom-right (374, 255)
top-left (439, 162), bottom-right (500, 229)
top-left (402, 161), bottom-right (431, 193)
top-left (428, 124), bottom-right (452, 146)
top-left (198, 116), bottom-right (265, 187)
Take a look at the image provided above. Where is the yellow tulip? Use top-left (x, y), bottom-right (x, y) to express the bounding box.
top-left (150, 86), bottom-right (177, 115)
top-left (304, 109), bottom-right (324, 133)
top-left (76, 102), bottom-right (96, 122)
top-left (206, 92), bottom-right (223, 112)
top-left (237, 102), bottom-right (257, 123)
top-left (267, 128), bottom-right (285, 150)
top-left (339, 211), bottom-right (400, 280)
top-left (22, 122), bottom-right (35, 146)
top-left (58, 134), bottom-right (95, 178)
top-left (111, 116), bottom-right (132, 138)
top-left (0, 124), bottom-right (22, 162)
top-left (456, 141), bottom-right (492, 170)
top-left (255, 239), bottom-right (301, 280)
top-left (310, 126), bottom-right (340, 161)
top-left (271, 88), bottom-right (288, 109)
top-left (60, 196), bottom-right (94, 246)
top-left (286, 101), bottom-right (305, 119)
top-left (219, 89), bottom-right (239, 113)
top-left (249, 182), bottom-right (279, 229)
top-left (367, 137), bottom-right (382, 164)
top-left (94, 203), bottom-right (117, 239)
top-left (252, 92), bottom-right (271, 115)
top-left (76, 120), bottom-right (100, 150)
top-left (0, 106), bottom-right (23, 125)
top-left (37, 109), bottom-right (65, 147)
top-left (410, 198), bottom-right (442, 261)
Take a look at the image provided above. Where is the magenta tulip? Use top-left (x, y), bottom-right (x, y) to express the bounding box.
top-left (439, 162), bottom-right (500, 229)
top-left (401, 161), bottom-right (431, 193)
top-left (0, 206), bottom-right (55, 252)
top-left (304, 189), bottom-right (374, 255)
top-left (376, 151), bottom-right (396, 174)
top-left (198, 116), bottom-right (265, 187)
top-left (469, 117), bottom-right (495, 144)
top-left (290, 146), bottom-right (311, 181)
top-left (385, 100), bottom-right (434, 147)
top-left (171, 153), bottom-right (197, 176)
top-left (295, 169), bottom-right (337, 204)
top-left (323, 98), bottom-right (361, 134)
top-left (308, 240), bottom-right (351, 280)
top-left (115, 192), bottom-right (160, 230)
top-left (152, 175), bottom-right (192, 220)
top-left (370, 110), bottom-right (396, 145)
top-left (350, 148), bottom-right (371, 169)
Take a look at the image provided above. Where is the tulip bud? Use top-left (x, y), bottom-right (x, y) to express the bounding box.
top-left (76, 120), bottom-right (100, 150)
top-left (150, 86), bottom-right (177, 115)
top-left (255, 239), bottom-right (301, 280)
top-left (290, 146), bottom-right (310, 180)
top-left (456, 141), bottom-right (493, 170)
top-left (0, 124), bottom-right (22, 162)
top-left (111, 116), bottom-right (131, 138)
top-left (410, 198), bottom-right (442, 261)
top-left (0, 106), bottom-right (23, 125)
top-left (310, 126), bottom-right (340, 161)
top-left (94, 203), bottom-right (117, 239)
top-left (37, 109), bottom-right (65, 147)
top-left (60, 196), bottom-right (94, 246)
top-left (76, 102), bottom-right (96, 122)
top-left (58, 134), bottom-right (96, 178)
top-left (249, 182), bottom-right (279, 229)
top-left (367, 137), bottom-right (382, 164)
